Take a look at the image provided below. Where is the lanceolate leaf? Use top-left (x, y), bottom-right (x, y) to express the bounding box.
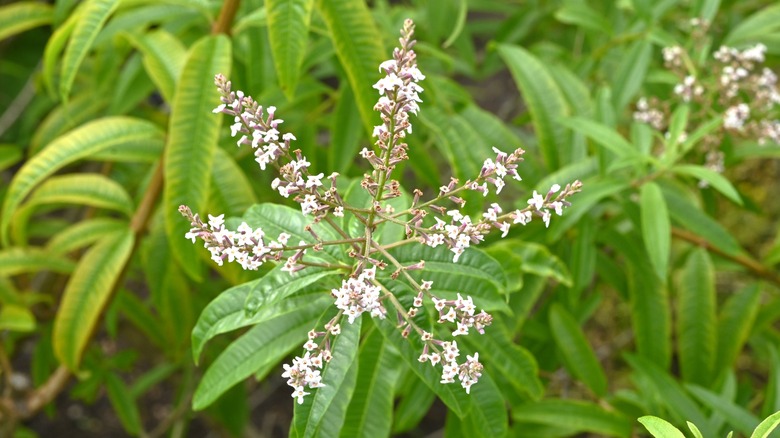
top-left (0, 117), bottom-right (164, 245)
top-left (191, 265), bottom-right (340, 362)
top-left (208, 148), bottom-right (258, 218)
top-left (105, 373), bottom-right (143, 435)
top-left (267, 0), bottom-right (313, 99)
top-left (42, 10), bottom-right (76, 96)
top-left (672, 165), bottom-right (743, 205)
top-left (0, 247), bottom-right (75, 276)
top-left (512, 399), bottom-right (632, 437)
top-left (59, 0), bottom-right (119, 101)
top-left (124, 28), bottom-right (186, 104)
top-left (611, 39), bottom-right (652, 112)
top-left (724, 4), bottom-right (780, 48)
top-left (192, 295), bottom-right (330, 411)
top-left (677, 248), bottom-right (716, 386)
top-left (498, 43), bottom-right (570, 170)
top-left (22, 173), bottom-right (134, 216)
top-left (47, 218), bottom-right (127, 255)
top-left (0, 2), bottom-right (53, 41)
top-left (316, 0), bottom-right (384, 134)
top-left (53, 227), bottom-right (134, 370)
top-left (163, 34), bottom-right (231, 281)
top-left (752, 410), bottom-right (780, 438)
top-left (549, 304), bottom-right (608, 396)
top-left (627, 246), bottom-right (671, 368)
top-left (340, 329), bottom-right (401, 438)
top-left (686, 384), bottom-right (760, 436)
top-left (461, 372), bottom-right (508, 437)
top-left (292, 315), bottom-right (362, 438)
top-left (716, 285), bottom-right (761, 372)
top-left (640, 182), bottom-right (671, 280)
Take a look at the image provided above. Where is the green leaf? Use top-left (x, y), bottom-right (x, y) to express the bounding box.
top-left (341, 329), bottom-right (401, 438)
top-left (47, 218), bottom-right (127, 256)
top-left (463, 372), bottom-right (508, 436)
top-left (242, 203), bottom-right (344, 260)
top-left (392, 370), bottom-right (435, 434)
top-left (724, 4), bottom-right (780, 48)
top-left (43, 10), bottom-right (77, 96)
top-left (375, 317), bottom-right (471, 417)
top-left (316, 0), bottom-right (384, 134)
top-left (208, 148), bottom-right (258, 217)
top-left (53, 227), bottom-right (134, 370)
top-left (640, 182), bottom-right (671, 280)
top-left (192, 295), bottom-right (329, 410)
top-left (163, 34), bottom-right (232, 281)
top-left (662, 185), bottom-right (743, 257)
top-left (554, 2), bottom-right (611, 34)
top-left (0, 145), bottom-right (22, 172)
top-left (0, 247), bottom-right (75, 276)
top-left (329, 84), bottom-right (364, 174)
top-left (677, 248), bottom-right (716, 386)
top-left (0, 117), bottom-right (164, 245)
top-left (388, 245), bottom-right (509, 313)
top-left (512, 399), bottom-right (632, 437)
top-left (0, 304), bottom-right (36, 332)
top-left (686, 384), bottom-right (760, 436)
top-left (105, 373), bottom-right (142, 435)
top-left (124, 28), bottom-right (186, 104)
top-left (638, 416), bottom-right (686, 438)
top-left (191, 265), bottom-right (340, 362)
top-left (672, 165), bottom-right (742, 205)
top-left (751, 410), bottom-right (780, 438)
top-left (462, 325), bottom-right (544, 400)
top-left (611, 39), bottom-right (652, 111)
top-left (22, 174), bottom-right (134, 216)
top-left (59, 0), bottom-right (119, 101)
top-left (30, 94), bottom-right (105, 155)
top-left (559, 116), bottom-right (639, 160)
top-left (0, 2), bottom-right (52, 41)
top-left (627, 256), bottom-right (671, 368)
top-left (549, 304), bottom-right (608, 396)
top-left (488, 240), bottom-right (572, 287)
top-left (625, 354), bottom-right (713, 433)
top-left (267, 0), bottom-right (313, 99)
top-left (292, 315), bottom-right (361, 438)
top-left (498, 43), bottom-right (570, 170)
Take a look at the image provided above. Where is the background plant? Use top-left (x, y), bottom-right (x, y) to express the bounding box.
top-left (1, 0), bottom-right (780, 437)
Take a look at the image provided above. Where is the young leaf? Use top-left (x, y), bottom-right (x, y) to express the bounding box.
top-left (638, 416), bottom-right (686, 438)
top-left (0, 117), bottom-right (164, 245)
top-left (59, 0), bottom-right (119, 101)
top-left (751, 410), bottom-right (780, 438)
top-left (292, 315), bottom-right (362, 438)
top-left (0, 2), bottom-right (53, 41)
top-left (549, 304), bottom-right (608, 396)
top-left (192, 295), bottom-right (330, 410)
top-left (316, 0), bottom-right (384, 134)
top-left (0, 247), bottom-right (75, 276)
top-left (340, 329), bottom-right (401, 438)
top-left (498, 43), bottom-right (570, 170)
top-left (640, 182), bottom-right (671, 280)
top-left (267, 0), bottom-right (313, 99)
top-left (163, 34), bottom-right (232, 281)
top-left (53, 227), bottom-right (134, 370)
top-left (677, 248), bottom-right (716, 386)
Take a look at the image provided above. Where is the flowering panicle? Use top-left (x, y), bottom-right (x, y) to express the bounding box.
top-left (635, 30), bottom-right (779, 173)
top-left (181, 19), bottom-right (581, 405)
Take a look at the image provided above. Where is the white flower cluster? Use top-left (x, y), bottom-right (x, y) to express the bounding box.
top-left (633, 98), bottom-right (665, 130)
top-left (331, 267), bottom-right (386, 323)
top-left (432, 293), bottom-right (492, 337)
top-left (281, 351), bottom-right (327, 404)
top-left (521, 184), bottom-right (565, 228)
top-left (425, 209), bottom-right (487, 262)
top-left (180, 207), bottom-right (289, 271)
top-left (674, 75), bottom-right (704, 102)
top-left (418, 341), bottom-right (483, 394)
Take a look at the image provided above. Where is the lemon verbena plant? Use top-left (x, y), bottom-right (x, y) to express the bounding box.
top-left (180, 18), bottom-right (580, 413)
